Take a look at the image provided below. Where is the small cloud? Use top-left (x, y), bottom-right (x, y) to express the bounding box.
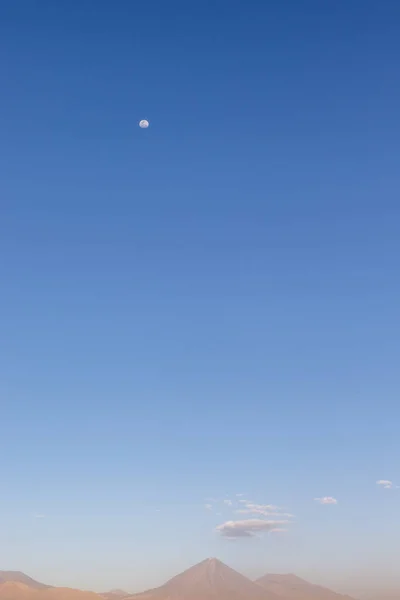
top-left (246, 503), bottom-right (280, 511)
top-left (216, 519), bottom-right (289, 539)
top-left (234, 502), bottom-right (286, 517)
top-left (236, 493), bottom-right (245, 497)
top-left (315, 497), bottom-right (338, 505)
top-left (235, 509), bottom-right (294, 517)
top-left (223, 499), bottom-right (233, 506)
top-left (33, 514), bottom-right (45, 519)
top-left (205, 504), bottom-right (213, 510)
top-left (377, 480), bottom-right (393, 489)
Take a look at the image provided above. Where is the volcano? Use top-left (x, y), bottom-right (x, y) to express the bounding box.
top-left (126, 558), bottom-right (279, 600)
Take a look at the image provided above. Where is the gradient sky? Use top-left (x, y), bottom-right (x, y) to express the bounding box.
top-left (1, 0), bottom-right (400, 596)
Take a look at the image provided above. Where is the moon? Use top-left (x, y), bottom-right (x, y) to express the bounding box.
top-left (139, 119), bottom-right (149, 128)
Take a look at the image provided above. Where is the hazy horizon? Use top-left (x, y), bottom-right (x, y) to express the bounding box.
top-left (2, 557), bottom-right (400, 599)
top-left (1, 0), bottom-right (400, 598)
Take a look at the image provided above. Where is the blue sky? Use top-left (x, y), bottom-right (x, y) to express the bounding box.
top-left (1, 0), bottom-right (400, 594)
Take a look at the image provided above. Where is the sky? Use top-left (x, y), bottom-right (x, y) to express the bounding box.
top-left (1, 0), bottom-right (400, 595)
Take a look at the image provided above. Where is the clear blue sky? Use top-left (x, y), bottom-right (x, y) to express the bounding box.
top-left (1, 0), bottom-right (400, 595)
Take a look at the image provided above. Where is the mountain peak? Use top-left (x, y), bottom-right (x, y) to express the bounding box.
top-left (128, 558), bottom-right (279, 600)
top-left (196, 558), bottom-right (226, 573)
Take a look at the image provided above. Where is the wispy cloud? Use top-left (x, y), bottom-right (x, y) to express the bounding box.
top-left (223, 499), bottom-right (233, 506)
top-left (216, 519), bottom-right (289, 538)
top-left (376, 480), bottom-right (395, 489)
top-left (314, 497), bottom-right (338, 505)
top-left (205, 504), bottom-right (213, 510)
top-left (235, 509), bottom-right (294, 517)
top-left (33, 514), bottom-right (45, 519)
top-left (233, 502), bottom-right (290, 518)
top-left (246, 503), bottom-right (280, 511)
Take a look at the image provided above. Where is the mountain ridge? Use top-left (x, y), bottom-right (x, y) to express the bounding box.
top-left (256, 573), bottom-right (356, 600)
top-left (0, 581), bottom-right (102, 600)
top-left (0, 573), bottom-right (49, 591)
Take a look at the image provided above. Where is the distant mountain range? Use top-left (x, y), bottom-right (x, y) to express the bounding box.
top-left (100, 591), bottom-right (129, 600)
top-left (0, 572), bottom-right (100, 600)
top-left (0, 560), bottom-right (357, 600)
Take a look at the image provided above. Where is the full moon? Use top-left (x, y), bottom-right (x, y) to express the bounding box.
top-left (139, 120), bottom-right (149, 128)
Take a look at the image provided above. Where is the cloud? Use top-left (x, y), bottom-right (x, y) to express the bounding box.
top-left (376, 480), bottom-right (394, 489)
top-left (33, 514), bottom-right (45, 519)
top-left (246, 503), bottom-right (279, 510)
top-left (205, 504), bottom-right (213, 510)
top-left (236, 493), bottom-right (245, 497)
top-left (216, 519), bottom-right (289, 538)
top-left (235, 509), bottom-right (294, 517)
top-left (234, 502), bottom-right (289, 517)
top-left (223, 499), bottom-right (233, 506)
top-left (314, 497), bottom-right (338, 505)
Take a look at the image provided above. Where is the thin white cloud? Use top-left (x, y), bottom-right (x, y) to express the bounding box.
top-left (246, 503), bottom-right (280, 511)
top-left (235, 509), bottom-right (294, 517)
top-left (236, 493), bottom-right (245, 497)
top-left (205, 504), bottom-right (213, 510)
top-left (216, 519), bottom-right (289, 538)
top-left (223, 499), bottom-right (233, 506)
top-left (33, 514), bottom-right (45, 519)
top-left (376, 480), bottom-right (394, 489)
top-left (234, 502), bottom-right (287, 517)
top-left (315, 497), bottom-right (338, 505)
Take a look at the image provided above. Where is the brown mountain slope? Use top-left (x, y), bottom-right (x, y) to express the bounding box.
top-left (127, 558), bottom-right (280, 600)
top-left (0, 582), bottom-right (102, 600)
top-left (45, 588), bottom-right (102, 600)
top-left (0, 574), bottom-right (48, 590)
top-left (256, 574), bottom-right (356, 600)
top-left (0, 583), bottom-right (38, 600)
